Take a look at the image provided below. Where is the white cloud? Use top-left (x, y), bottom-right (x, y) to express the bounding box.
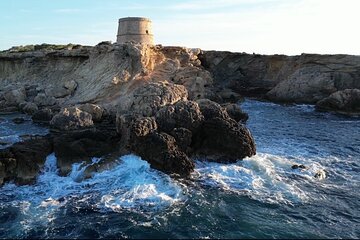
top-left (154, 0), bottom-right (360, 55)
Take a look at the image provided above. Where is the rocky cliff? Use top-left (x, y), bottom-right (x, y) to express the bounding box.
top-left (1, 42), bottom-right (360, 185)
top-left (199, 51), bottom-right (360, 112)
top-left (0, 42), bottom-right (255, 185)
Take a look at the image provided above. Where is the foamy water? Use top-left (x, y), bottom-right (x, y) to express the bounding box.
top-left (0, 99), bottom-right (359, 238)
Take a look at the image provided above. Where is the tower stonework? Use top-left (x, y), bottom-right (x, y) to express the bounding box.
top-left (116, 17), bottom-right (154, 45)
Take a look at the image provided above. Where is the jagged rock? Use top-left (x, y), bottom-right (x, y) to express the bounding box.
top-left (34, 93), bottom-right (56, 106)
top-left (4, 88), bottom-right (26, 106)
top-left (130, 129), bottom-right (194, 176)
top-left (78, 103), bottom-right (105, 122)
top-left (223, 103), bottom-right (249, 123)
top-left (21, 102), bottom-right (38, 115)
top-left (196, 99), bottom-right (230, 120)
top-left (0, 135), bottom-right (53, 185)
top-left (53, 129), bottom-right (120, 175)
top-left (50, 107), bottom-right (93, 130)
top-left (116, 115), bottom-right (194, 176)
top-left (131, 116), bottom-right (158, 137)
top-left (155, 100), bottom-right (204, 132)
top-left (314, 169), bottom-right (327, 180)
top-left (291, 164), bottom-right (307, 170)
top-left (32, 108), bottom-right (55, 123)
top-left (316, 89), bottom-right (360, 114)
top-left (170, 127), bottom-right (192, 153)
top-left (193, 99), bottom-right (256, 162)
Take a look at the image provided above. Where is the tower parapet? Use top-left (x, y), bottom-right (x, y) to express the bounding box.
top-left (116, 17), bottom-right (154, 45)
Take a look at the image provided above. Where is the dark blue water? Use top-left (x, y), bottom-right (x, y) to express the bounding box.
top-left (0, 100), bottom-right (359, 239)
top-left (0, 113), bottom-right (48, 149)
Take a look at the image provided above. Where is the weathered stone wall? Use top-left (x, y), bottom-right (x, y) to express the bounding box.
top-left (117, 17), bottom-right (154, 45)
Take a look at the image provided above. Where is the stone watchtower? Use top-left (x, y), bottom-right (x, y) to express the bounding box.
top-left (116, 17), bottom-right (154, 45)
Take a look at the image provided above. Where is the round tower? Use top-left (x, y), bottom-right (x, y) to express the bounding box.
top-left (116, 17), bottom-right (154, 45)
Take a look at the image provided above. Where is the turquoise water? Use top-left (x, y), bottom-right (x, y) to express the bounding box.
top-left (0, 100), bottom-right (359, 238)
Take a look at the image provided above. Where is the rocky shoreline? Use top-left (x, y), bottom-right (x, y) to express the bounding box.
top-left (0, 42), bottom-right (359, 185)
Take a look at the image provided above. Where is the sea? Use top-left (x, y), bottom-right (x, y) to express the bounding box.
top-left (0, 99), bottom-right (359, 239)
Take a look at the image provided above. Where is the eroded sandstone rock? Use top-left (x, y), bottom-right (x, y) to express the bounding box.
top-left (77, 103), bottom-right (105, 122)
top-left (119, 81), bottom-right (188, 116)
top-left (50, 107), bottom-right (93, 130)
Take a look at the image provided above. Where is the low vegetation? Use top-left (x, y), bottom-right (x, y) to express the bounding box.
top-left (2, 43), bottom-right (82, 53)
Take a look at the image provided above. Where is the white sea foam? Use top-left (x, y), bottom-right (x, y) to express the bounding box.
top-left (193, 152), bottom-right (328, 205)
top-left (3, 153), bottom-right (184, 213)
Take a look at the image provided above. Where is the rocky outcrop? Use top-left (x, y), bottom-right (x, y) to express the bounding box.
top-left (0, 135), bottom-right (53, 185)
top-left (126, 117), bottom-right (195, 176)
top-left (316, 89), bottom-right (360, 115)
top-left (155, 100), bottom-right (204, 132)
top-left (32, 108), bottom-right (56, 123)
top-left (3, 88), bottom-right (26, 106)
top-left (193, 99), bottom-right (255, 162)
top-left (77, 103), bottom-right (105, 122)
top-left (0, 43), bottom-right (257, 184)
top-left (116, 100), bottom-right (256, 176)
top-left (50, 107), bottom-right (94, 131)
top-left (222, 103), bottom-right (249, 123)
top-left (199, 52), bottom-right (360, 106)
top-left (53, 128), bottom-right (120, 175)
top-left (117, 81), bottom-right (188, 117)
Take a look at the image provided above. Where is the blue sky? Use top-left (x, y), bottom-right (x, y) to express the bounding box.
top-left (1, 0), bottom-right (359, 55)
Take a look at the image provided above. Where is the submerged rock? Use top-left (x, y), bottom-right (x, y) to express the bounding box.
top-left (291, 164), bottom-right (307, 170)
top-left (314, 169), bottom-right (327, 180)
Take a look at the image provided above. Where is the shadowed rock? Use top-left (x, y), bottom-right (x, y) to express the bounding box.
top-left (0, 135), bottom-right (53, 185)
top-left (53, 128), bottom-right (120, 175)
top-left (155, 100), bottom-right (204, 132)
top-left (316, 89), bottom-right (360, 115)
